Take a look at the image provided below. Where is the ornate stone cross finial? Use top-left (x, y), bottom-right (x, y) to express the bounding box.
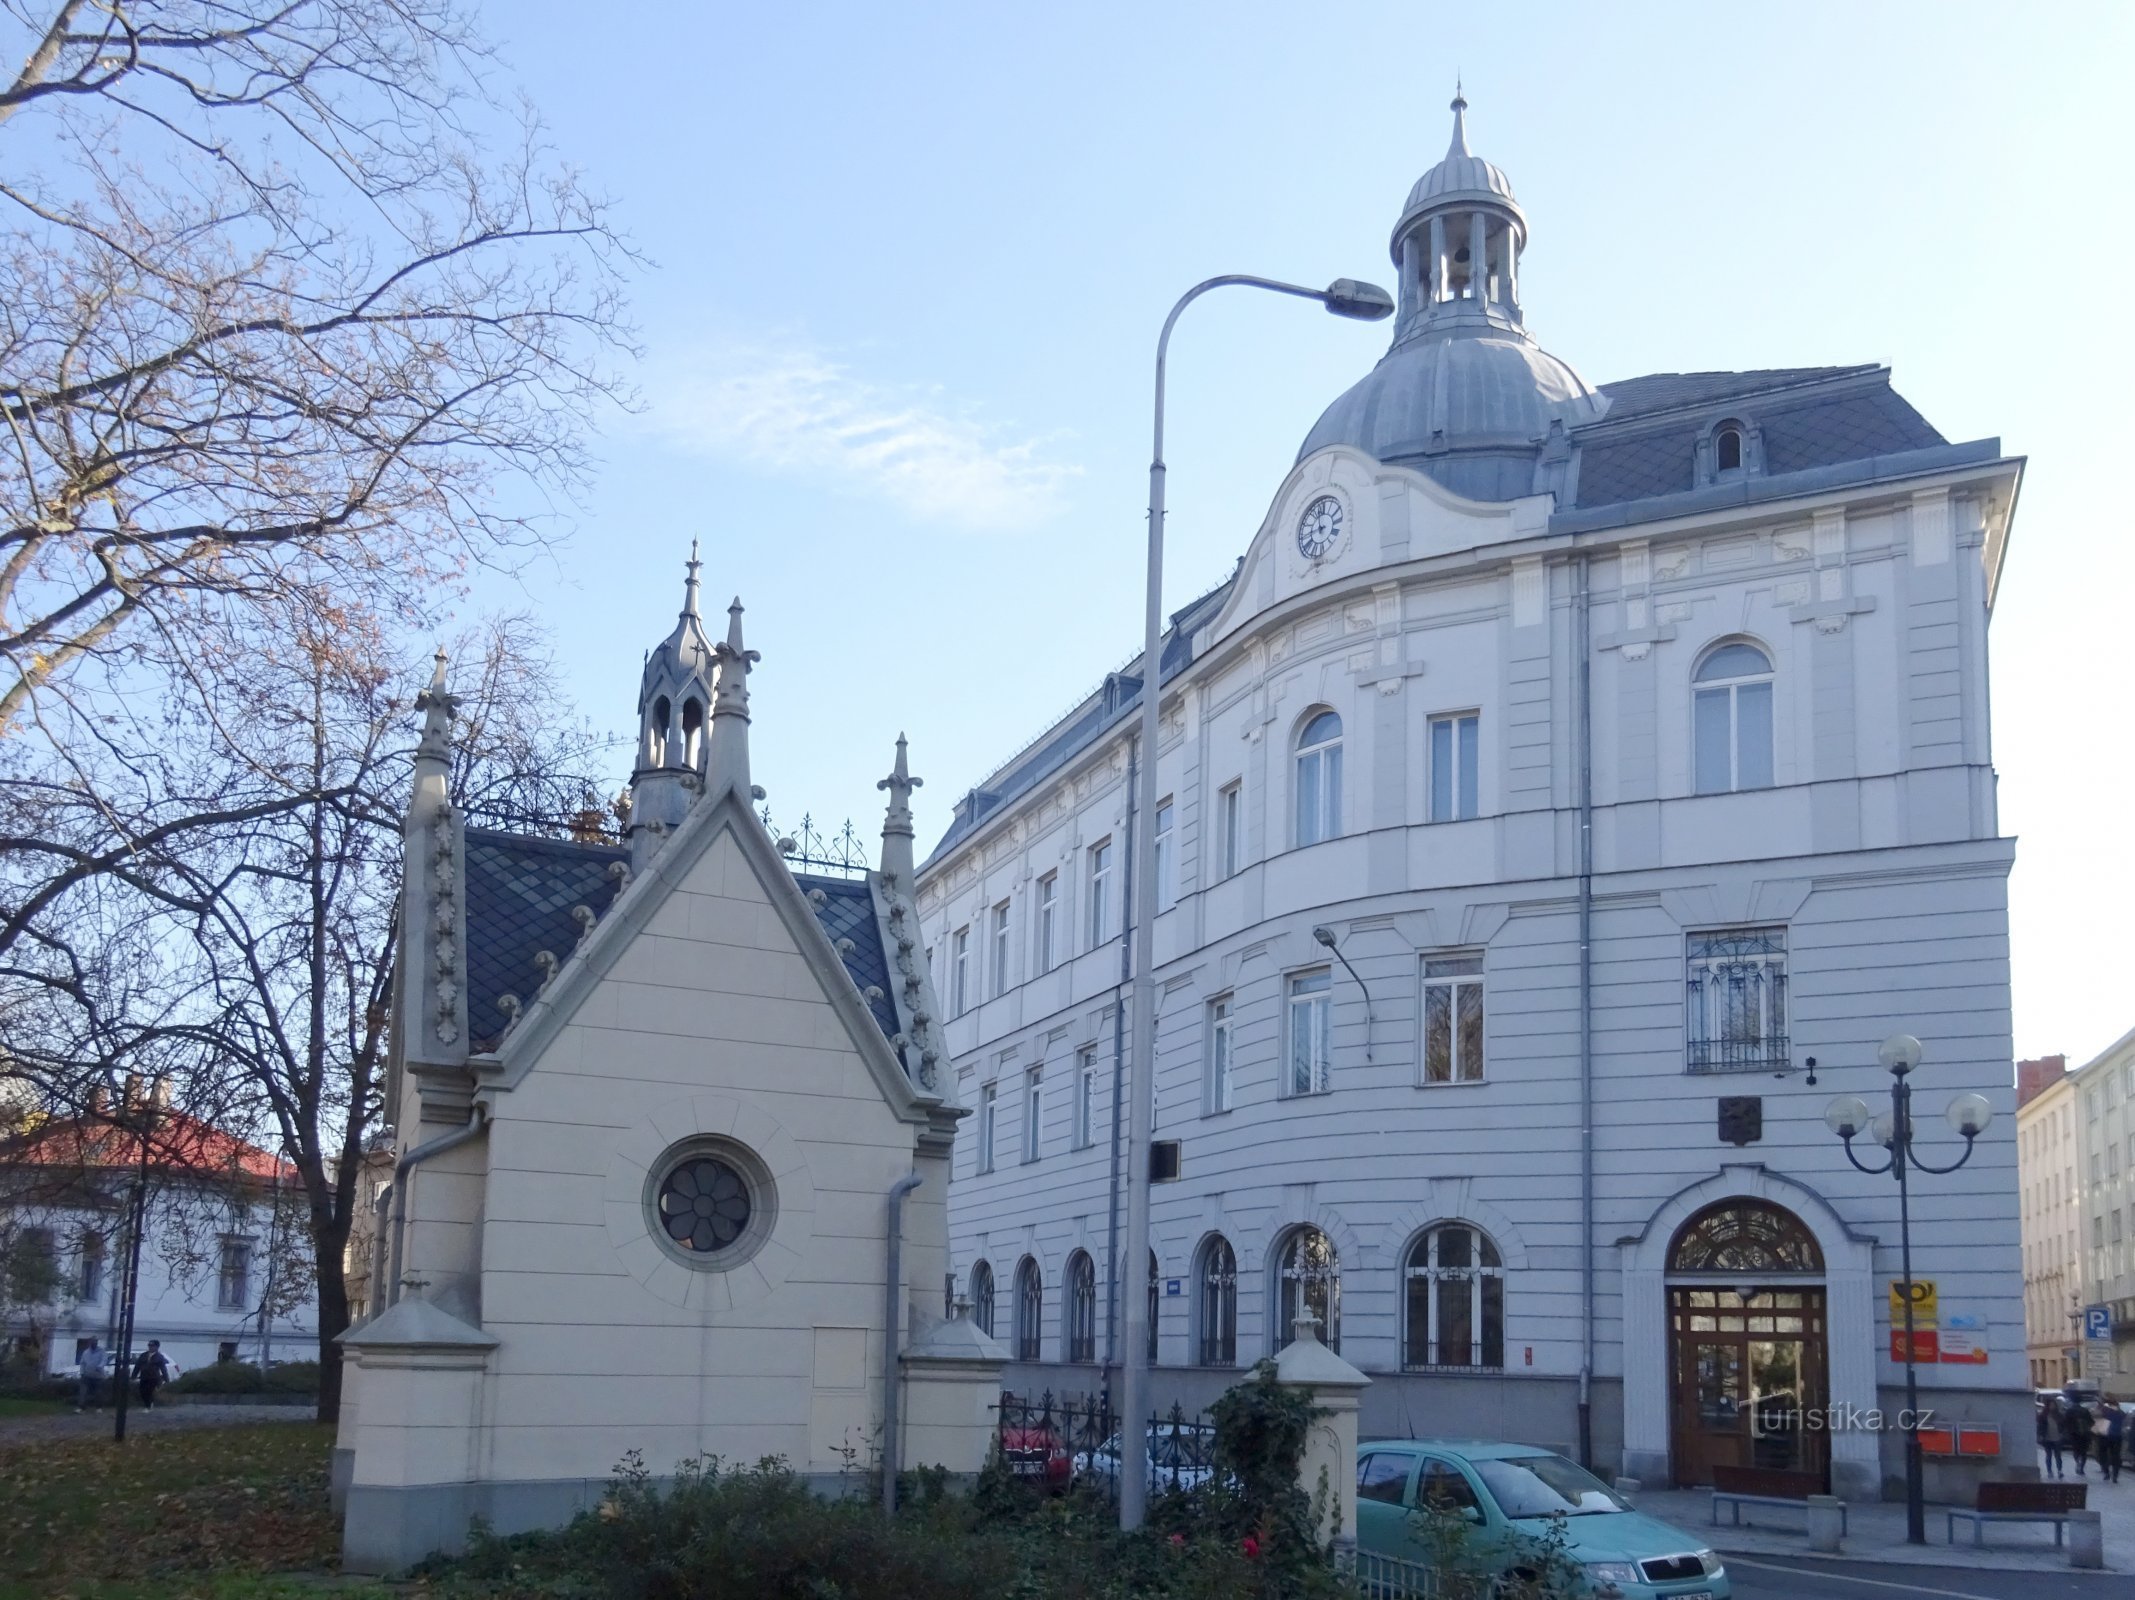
top-left (681, 538), bottom-right (703, 618)
top-left (712, 597), bottom-right (759, 716)
top-left (876, 732), bottom-right (923, 837)
top-left (414, 648), bottom-right (460, 765)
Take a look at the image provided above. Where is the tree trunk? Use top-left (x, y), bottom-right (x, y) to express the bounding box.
top-left (312, 1211), bottom-right (354, 1424)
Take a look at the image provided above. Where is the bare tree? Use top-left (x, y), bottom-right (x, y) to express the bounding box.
top-left (0, 0), bottom-right (635, 726)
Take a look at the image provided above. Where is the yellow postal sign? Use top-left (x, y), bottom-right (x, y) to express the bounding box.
top-left (1889, 1279), bottom-right (1937, 1323)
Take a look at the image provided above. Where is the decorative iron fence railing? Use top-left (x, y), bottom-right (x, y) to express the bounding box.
top-left (1338, 1546), bottom-right (1444, 1598)
top-left (992, 1391), bottom-right (1217, 1502)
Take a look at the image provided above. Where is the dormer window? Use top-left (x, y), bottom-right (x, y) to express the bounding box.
top-left (1715, 426), bottom-right (1743, 474)
top-left (1697, 417), bottom-right (1760, 487)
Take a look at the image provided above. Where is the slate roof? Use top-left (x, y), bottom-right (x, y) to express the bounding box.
top-left (1571, 367), bottom-right (1946, 510)
top-left (463, 827), bottom-right (899, 1052)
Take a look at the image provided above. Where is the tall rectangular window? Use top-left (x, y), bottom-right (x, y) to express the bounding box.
top-left (1087, 839), bottom-right (1112, 948)
top-left (1285, 970), bottom-right (1333, 1097)
top-left (950, 927), bottom-right (970, 1016)
top-left (1022, 1067), bottom-right (1043, 1164)
top-left (990, 902), bottom-right (1011, 998)
top-left (217, 1238), bottom-right (253, 1311)
top-left (1075, 1049), bottom-right (1098, 1149)
top-left (1207, 996), bottom-right (1235, 1113)
top-left (76, 1229), bottom-right (104, 1302)
top-left (1428, 713), bottom-right (1481, 822)
top-left (1218, 782), bottom-right (1242, 879)
top-left (1036, 873), bottom-right (1058, 973)
top-left (1421, 954), bottom-right (1485, 1084)
top-left (1154, 800), bottom-right (1175, 910)
top-left (1685, 926), bottom-right (1788, 1073)
top-left (977, 1083), bottom-right (997, 1174)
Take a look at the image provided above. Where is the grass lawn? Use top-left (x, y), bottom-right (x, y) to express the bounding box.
top-left (0, 1423), bottom-right (401, 1600)
top-left (0, 1399), bottom-right (66, 1419)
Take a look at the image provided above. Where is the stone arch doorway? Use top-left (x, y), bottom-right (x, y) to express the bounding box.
top-left (1665, 1198), bottom-right (1829, 1488)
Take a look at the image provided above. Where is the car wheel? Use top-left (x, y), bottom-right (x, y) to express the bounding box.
top-left (1489, 1568), bottom-right (1541, 1600)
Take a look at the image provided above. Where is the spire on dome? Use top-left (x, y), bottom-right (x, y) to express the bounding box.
top-left (1448, 83), bottom-right (1469, 157)
top-left (681, 537), bottom-right (703, 619)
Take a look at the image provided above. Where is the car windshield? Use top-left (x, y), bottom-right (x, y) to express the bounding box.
top-left (1474, 1454), bottom-right (1626, 1518)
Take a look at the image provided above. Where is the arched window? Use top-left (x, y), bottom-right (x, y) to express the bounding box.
top-left (969, 1260), bottom-right (995, 1337)
top-left (1148, 1249), bottom-right (1160, 1363)
top-left (1197, 1235), bottom-right (1237, 1366)
top-left (1403, 1224), bottom-right (1504, 1369)
top-left (1668, 1200), bottom-right (1823, 1274)
top-left (1715, 426), bottom-right (1743, 473)
top-left (681, 697), bottom-right (705, 768)
top-left (1275, 1226), bottom-right (1340, 1353)
top-left (648, 695), bottom-right (672, 766)
top-left (1692, 642), bottom-right (1773, 795)
top-left (1294, 710), bottom-right (1343, 847)
top-left (1014, 1257), bottom-right (1043, 1361)
top-left (1066, 1251), bottom-right (1097, 1363)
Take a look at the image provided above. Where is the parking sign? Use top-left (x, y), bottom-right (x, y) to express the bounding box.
top-left (2085, 1304), bottom-right (2112, 1342)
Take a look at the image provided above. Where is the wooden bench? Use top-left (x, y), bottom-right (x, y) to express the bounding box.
top-left (1709, 1465), bottom-right (1845, 1534)
top-left (1945, 1480), bottom-right (2087, 1546)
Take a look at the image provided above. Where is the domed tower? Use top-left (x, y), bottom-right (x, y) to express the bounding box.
top-left (627, 543), bottom-right (717, 870)
top-left (1299, 91), bottom-right (1607, 500)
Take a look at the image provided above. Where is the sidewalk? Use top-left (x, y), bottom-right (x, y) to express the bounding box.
top-left (1631, 1450), bottom-right (2134, 1574)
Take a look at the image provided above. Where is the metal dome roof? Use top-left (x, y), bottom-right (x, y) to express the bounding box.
top-left (1297, 329), bottom-right (1605, 472)
top-left (1393, 92), bottom-right (1523, 249)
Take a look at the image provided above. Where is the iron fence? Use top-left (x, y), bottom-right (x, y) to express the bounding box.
top-left (992, 1390), bottom-right (1216, 1502)
top-left (1338, 1545), bottom-right (1443, 1598)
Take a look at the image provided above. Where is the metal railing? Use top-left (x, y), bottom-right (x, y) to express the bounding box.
top-left (1338, 1546), bottom-right (1444, 1598)
top-left (992, 1391), bottom-right (1216, 1502)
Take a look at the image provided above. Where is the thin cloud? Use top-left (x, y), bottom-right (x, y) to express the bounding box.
top-left (654, 344), bottom-right (1080, 531)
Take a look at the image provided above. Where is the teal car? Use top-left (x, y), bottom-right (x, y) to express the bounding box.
top-left (1355, 1440), bottom-right (1730, 1599)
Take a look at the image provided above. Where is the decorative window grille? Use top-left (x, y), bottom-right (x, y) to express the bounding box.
top-left (1198, 1236), bottom-right (1237, 1366)
top-left (1403, 1224), bottom-right (1504, 1369)
top-left (970, 1261), bottom-right (995, 1336)
top-left (1276, 1227), bottom-right (1340, 1353)
top-left (1066, 1251), bottom-right (1097, 1363)
top-left (1294, 712), bottom-right (1343, 847)
top-left (1285, 971), bottom-right (1332, 1096)
top-left (1015, 1257), bottom-right (1043, 1361)
top-left (1421, 954), bottom-right (1485, 1084)
top-left (1686, 926), bottom-right (1788, 1073)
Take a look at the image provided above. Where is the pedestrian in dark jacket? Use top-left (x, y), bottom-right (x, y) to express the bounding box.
top-left (2067, 1398), bottom-right (2094, 1476)
top-left (133, 1340), bottom-right (169, 1410)
top-left (2104, 1404), bottom-right (2127, 1483)
top-left (2040, 1397), bottom-right (2066, 1477)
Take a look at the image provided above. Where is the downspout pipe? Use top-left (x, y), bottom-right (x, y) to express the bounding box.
top-left (1574, 553), bottom-right (1596, 1469)
top-left (386, 1103), bottom-right (489, 1307)
top-left (882, 1170), bottom-right (924, 1516)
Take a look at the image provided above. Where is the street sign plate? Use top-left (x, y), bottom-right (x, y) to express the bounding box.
top-left (1889, 1280), bottom-right (1937, 1322)
top-left (2084, 1304), bottom-right (2112, 1342)
top-left (2083, 1340), bottom-right (2114, 1380)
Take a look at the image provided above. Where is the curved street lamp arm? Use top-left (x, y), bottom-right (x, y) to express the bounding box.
top-left (1153, 276), bottom-right (1336, 469)
top-left (1906, 1135), bottom-right (1979, 1177)
top-left (1838, 1135), bottom-right (1896, 1177)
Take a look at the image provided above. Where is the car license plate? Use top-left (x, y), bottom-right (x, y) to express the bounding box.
top-left (1672, 1591), bottom-right (1713, 1600)
top-left (1010, 1461), bottom-right (1044, 1476)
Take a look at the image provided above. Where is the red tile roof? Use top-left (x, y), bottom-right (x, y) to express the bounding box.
top-left (2, 1108), bottom-right (294, 1183)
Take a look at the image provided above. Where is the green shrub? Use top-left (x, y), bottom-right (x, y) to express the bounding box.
top-left (166, 1359), bottom-right (320, 1395)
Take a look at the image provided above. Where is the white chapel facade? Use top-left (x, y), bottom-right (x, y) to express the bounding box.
top-left (917, 97), bottom-right (2028, 1501)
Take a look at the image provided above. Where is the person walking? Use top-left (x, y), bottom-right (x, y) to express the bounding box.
top-left (2102, 1404), bottom-right (2126, 1484)
top-left (2040, 1396), bottom-right (2066, 1478)
top-left (73, 1341), bottom-right (106, 1412)
top-left (2067, 1396), bottom-right (2094, 1477)
top-left (132, 1339), bottom-right (170, 1411)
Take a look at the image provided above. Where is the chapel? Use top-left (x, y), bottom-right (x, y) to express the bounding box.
top-left (334, 563), bottom-right (1005, 1572)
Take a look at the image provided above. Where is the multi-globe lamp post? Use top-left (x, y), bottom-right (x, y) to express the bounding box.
top-left (1119, 273), bottom-right (1394, 1530)
top-left (1821, 1034), bottom-right (1993, 1545)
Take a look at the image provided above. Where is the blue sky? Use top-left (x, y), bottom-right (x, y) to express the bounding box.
top-left (469, 1), bottom-right (2133, 1067)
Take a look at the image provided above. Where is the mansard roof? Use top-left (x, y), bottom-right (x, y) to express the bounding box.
top-left (464, 827), bottom-right (900, 1052)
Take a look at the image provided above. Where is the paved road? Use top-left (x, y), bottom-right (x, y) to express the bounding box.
top-left (1729, 1553), bottom-right (2132, 1598)
top-left (0, 1402), bottom-right (314, 1446)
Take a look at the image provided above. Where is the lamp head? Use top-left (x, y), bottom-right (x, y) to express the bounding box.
top-left (1870, 1111), bottom-right (1897, 1148)
top-left (1312, 926), bottom-right (1338, 948)
top-left (1823, 1094), bottom-right (1872, 1140)
top-left (1878, 1033), bottom-right (1924, 1076)
top-left (1322, 278), bottom-right (1396, 321)
top-left (1946, 1092), bottom-right (1993, 1139)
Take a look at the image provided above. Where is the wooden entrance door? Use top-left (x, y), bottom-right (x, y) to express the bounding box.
top-left (1668, 1287), bottom-right (1830, 1488)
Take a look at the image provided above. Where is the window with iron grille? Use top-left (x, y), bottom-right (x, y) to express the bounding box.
top-left (1402, 1224), bottom-right (1504, 1369)
top-left (1275, 1226), bottom-right (1339, 1353)
top-left (1015, 1257), bottom-right (1043, 1361)
top-left (1686, 926), bottom-right (1787, 1073)
top-left (1066, 1251), bottom-right (1097, 1363)
top-left (1198, 1235), bottom-right (1237, 1366)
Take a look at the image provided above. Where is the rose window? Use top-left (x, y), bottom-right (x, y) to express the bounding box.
top-left (656, 1157), bottom-right (752, 1253)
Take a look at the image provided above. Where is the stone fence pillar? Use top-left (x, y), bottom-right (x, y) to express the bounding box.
top-left (1273, 1314), bottom-right (1371, 1554)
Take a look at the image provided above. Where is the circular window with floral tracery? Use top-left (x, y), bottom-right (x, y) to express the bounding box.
top-left (643, 1137), bottom-right (776, 1269)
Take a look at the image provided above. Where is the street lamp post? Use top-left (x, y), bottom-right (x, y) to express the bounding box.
top-left (1120, 273), bottom-right (1392, 1530)
top-left (1822, 1034), bottom-right (1993, 1545)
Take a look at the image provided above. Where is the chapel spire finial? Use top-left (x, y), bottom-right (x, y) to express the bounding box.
top-left (876, 733), bottom-right (922, 882)
top-left (706, 596), bottom-right (759, 794)
top-left (681, 538), bottom-right (703, 618)
top-left (414, 647), bottom-right (459, 769)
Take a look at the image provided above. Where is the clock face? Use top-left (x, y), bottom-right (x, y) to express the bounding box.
top-left (1296, 495), bottom-right (1343, 560)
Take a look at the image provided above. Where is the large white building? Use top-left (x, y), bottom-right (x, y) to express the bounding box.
top-left (2068, 1026), bottom-right (2135, 1383)
top-left (917, 96), bottom-right (2028, 1502)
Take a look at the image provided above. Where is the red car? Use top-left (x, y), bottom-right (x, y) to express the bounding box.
top-left (999, 1422), bottom-right (1072, 1492)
